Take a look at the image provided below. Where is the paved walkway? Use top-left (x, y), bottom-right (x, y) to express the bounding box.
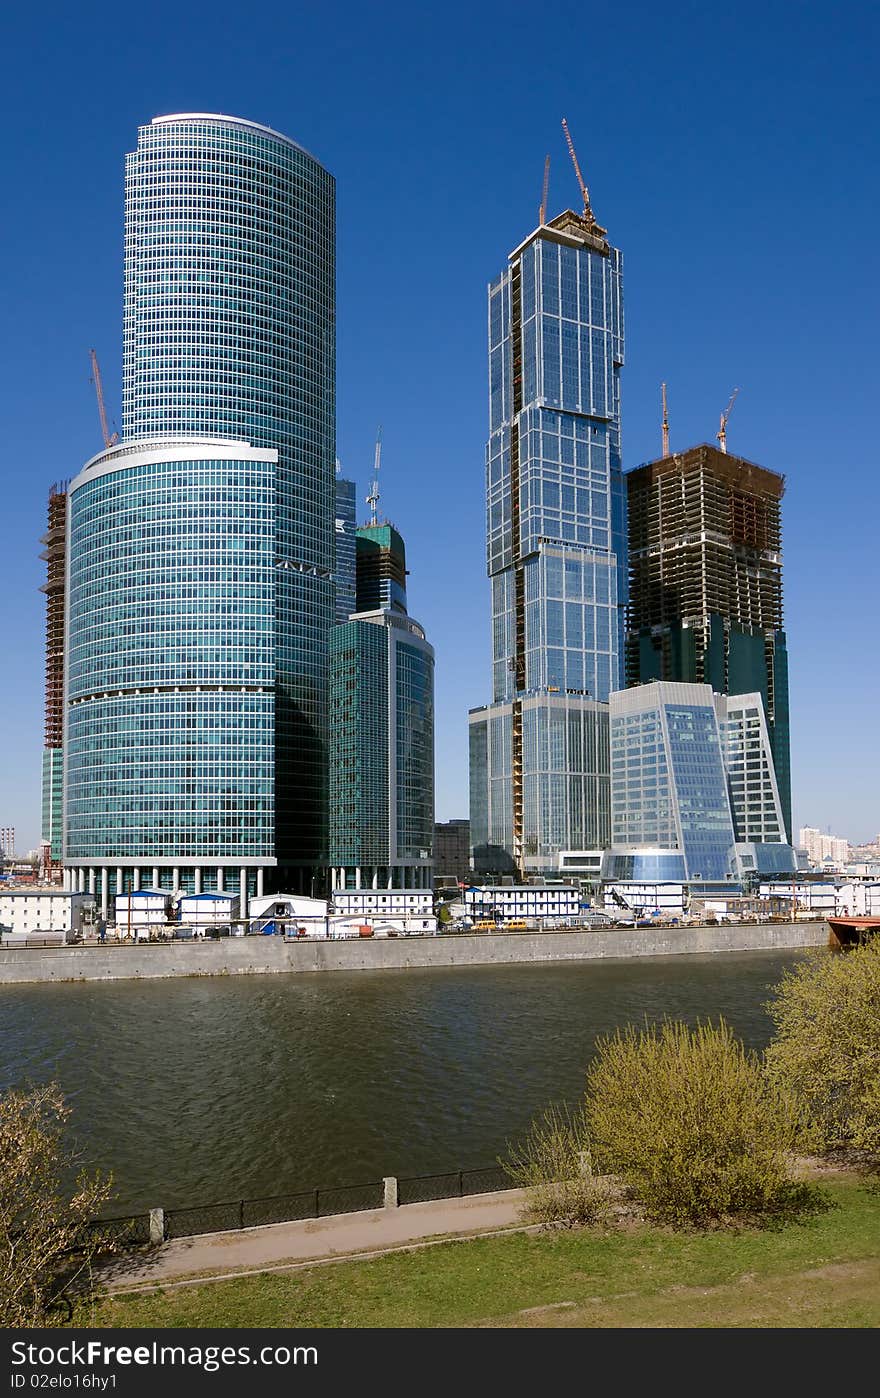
top-left (100, 1189), bottom-right (531, 1292)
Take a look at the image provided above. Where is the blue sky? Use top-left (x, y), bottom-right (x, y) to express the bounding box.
top-left (1, 0), bottom-right (878, 851)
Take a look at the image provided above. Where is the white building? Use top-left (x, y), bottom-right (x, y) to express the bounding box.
top-left (178, 892), bottom-right (240, 931)
top-left (603, 883), bottom-right (686, 916)
top-left (798, 828), bottom-right (850, 868)
top-left (114, 890), bottom-right (172, 933)
top-left (330, 888), bottom-right (437, 934)
top-left (0, 889), bottom-right (94, 940)
top-left (463, 885), bottom-right (581, 923)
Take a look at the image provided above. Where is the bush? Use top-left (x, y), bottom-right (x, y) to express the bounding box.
top-left (502, 1102), bottom-right (612, 1227)
top-left (0, 1083), bottom-right (114, 1327)
top-left (765, 939), bottom-right (880, 1157)
top-left (584, 1018), bottom-right (810, 1227)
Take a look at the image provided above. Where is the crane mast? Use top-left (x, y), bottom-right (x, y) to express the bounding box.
top-left (716, 387), bottom-right (740, 453)
top-left (88, 349), bottom-right (118, 449)
top-left (366, 426), bottom-right (382, 526)
top-left (539, 154), bottom-right (550, 225)
top-left (661, 382), bottom-right (670, 457)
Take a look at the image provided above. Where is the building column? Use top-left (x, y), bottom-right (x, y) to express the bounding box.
top-left (115, 867), bottom-right (123, 900)
top-left (372, 867), bottom-right (378, 889)
top-left (194, 867), bottom-right (202, 895)
top-left (100, 868), bottom-right (109, 921)
top-left (256, 868), bottom-right (264, 898)
top-left (172, 867), bottom-right (180, 892)
top-left (77, 868), bottom-right (85, 893)
top-left (133, 868), bottom-right (140, 892)
top-left (240, 868), bottom-right (247, 917)
top-left (216, 867), bottom-right (224, 894)
top-left (152, 868), bottom-right (159, 889)
top-left (88, 868), bottom-right (96, 896)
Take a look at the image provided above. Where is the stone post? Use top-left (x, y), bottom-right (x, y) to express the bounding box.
top-left (383, 1176), bottom-right (399, 1209)
top-left (149, 1207), bottom-right (165, 1245)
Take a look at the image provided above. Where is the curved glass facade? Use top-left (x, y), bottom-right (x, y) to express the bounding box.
top-left (122, 114), bottom-right (335, 869)
top-left (65, 445), bottom-right (276, 866)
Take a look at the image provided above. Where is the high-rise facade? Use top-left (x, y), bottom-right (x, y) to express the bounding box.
top-left (469, 195), bottom-right (625, 875)
top-left (329, 518), bottom-right (434, 891)
top-left (40, 484), bottom-right (67, 869)
top-left (604, 681), bottom-right (794, 891)
top-left (63, 114), bottom-right (335, 911)
top-left (334, 474), bottom-right (357, 624)
top-left (626, 444), bottom-right (791, 839)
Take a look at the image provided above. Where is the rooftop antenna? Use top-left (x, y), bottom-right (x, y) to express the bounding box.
top-left (717, 387), bottom-right (740, 453)
top-left (539, 154), bottom-right (550, 225)
top-left (366, 426), bottom-right (382, 525)
top-left (661, 382), bottom-right (670, 457)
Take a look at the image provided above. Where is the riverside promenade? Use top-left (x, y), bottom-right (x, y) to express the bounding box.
top-left (101, 1189), bottom-right (531, 1292)
top-left (0, 922), bottom-right (826, 985)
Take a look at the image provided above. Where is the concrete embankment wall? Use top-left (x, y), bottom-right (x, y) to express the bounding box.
top-left (0, 923), bottom-right (828, 985)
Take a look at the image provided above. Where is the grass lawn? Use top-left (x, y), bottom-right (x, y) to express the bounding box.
top-left (87, 1174), bottom-right (880, 1329)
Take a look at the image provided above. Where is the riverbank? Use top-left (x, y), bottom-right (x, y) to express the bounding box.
top-left (0, 922), bottom-right (827, 984)
top-left (91, 1171), bottom-right (880, 1329)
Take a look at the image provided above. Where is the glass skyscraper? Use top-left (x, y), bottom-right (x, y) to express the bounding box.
top-left (329, 514), bottom-right (434, 891)
top-left (469, 193), bottom-right (624, 875)
top-left (63, 114), bottom-right (335, 911)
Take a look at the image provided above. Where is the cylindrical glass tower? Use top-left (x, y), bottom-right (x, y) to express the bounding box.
top-left (64, 115), bottom-right (335, 907)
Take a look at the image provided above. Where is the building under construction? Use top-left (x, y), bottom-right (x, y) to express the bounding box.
top-left (625, 443), bottom-right (791, 840)
top-left (40, 483), bottom-right (67, 873)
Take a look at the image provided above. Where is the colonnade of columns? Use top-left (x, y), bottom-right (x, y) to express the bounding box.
top-left (63, 866), bottom-right (267, 921)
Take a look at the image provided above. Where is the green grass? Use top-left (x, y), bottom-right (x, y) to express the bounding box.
top-left (86, 1175), bottom-right (880, 1329)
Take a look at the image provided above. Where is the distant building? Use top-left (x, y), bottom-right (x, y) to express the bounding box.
top-left (626, 444), bottom-right (791, 841)
top-left (40, 484), bottom-right (67, 872)
top-left (0, 889), bottom-right (93, 939)
top-left (798, 827), bottom-right (849, 868)
top-left (433, 819), bottom-right (471, 883)
top-left (0, 828), bottom-right (14, 861)
top-left (329, 512), bottom-right (434, 891)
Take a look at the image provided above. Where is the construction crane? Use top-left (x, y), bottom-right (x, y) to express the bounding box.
top-left (88, 349), bottom-right (118, 449)
top-left (716, 387), bottom-right (740, 453)
top-left (539, 154), bottom-right (550, 226)
top-left (661, 382), bottom-right (670, 457)
top-left (366, 426), bottom-right (382, 526)
top-left (560, 118), bottom-right (606, 235)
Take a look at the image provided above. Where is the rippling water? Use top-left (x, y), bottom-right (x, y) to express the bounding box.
top-left (0, 951), bottom-right (811, 1211)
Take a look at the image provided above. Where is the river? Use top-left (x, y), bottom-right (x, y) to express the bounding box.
top-left (0, 950), bottom-right (810, 1212)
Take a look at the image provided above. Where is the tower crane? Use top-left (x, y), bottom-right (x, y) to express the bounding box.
top-left (716, 387), bottom-right (740, 454)
top-left (661, 382), bottom-right (669, 457)
top-left (539, 154), bottom-right (550, 226)
top-left (88, 350), bottom-right (118, 449)
top-left (366, 426), bottom-right (382, 526)
top-left (560, 118), bottom-right (606, 236)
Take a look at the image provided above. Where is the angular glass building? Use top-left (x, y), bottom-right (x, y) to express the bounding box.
top-left (469, 189), bottom-right (624, 876)
top-left (604, 681), bottom-right (794, 892)
top-left (63, 114), bottom-right (335, 911)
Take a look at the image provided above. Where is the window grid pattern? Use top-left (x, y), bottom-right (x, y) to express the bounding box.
top-left (65, 455), bottom-right (275, 861)
top-left (122, 117), bottom-right (335, 866)
top-left (719, 702), bottom-right (783, 844)
top-left (395, 640), bottom-right (434, 859)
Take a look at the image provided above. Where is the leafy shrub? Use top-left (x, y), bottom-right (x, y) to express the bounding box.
top-left (584, 1018), bottom-right (811, 1227)
top-left (502, 1102), bottom-right (612, 1227)
top-left (0, 1084), bottom-right (114, 1327)
top-left (765, 939), bottom-right (880, 1157)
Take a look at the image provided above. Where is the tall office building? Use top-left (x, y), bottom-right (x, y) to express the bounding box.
top-left (469, 185), bottom-right (624, 876)
top-left (329, 516), bottom-right (434, 891)
top-left (626, 444), bottom-right (791, 839)
top-left (40, 483), bottom-right (67, 871)
top-left (63, 114), bottom-right (335, 912)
